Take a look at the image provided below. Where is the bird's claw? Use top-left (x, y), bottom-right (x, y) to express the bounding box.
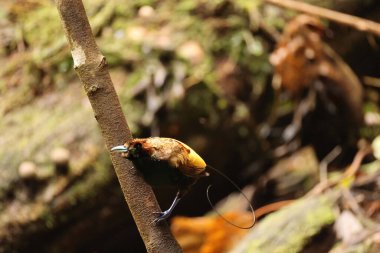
top-left (152, 211), bottom-right (171, 224)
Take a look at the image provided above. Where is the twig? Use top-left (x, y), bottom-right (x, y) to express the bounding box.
top-left (319, 146), bottom-right (342, 184)
top-left (265, 0), bottom-right (380, 37)
top-left (342, 189), bottom-right (366, 221)
top-left (54, 0), bottom-right (182, 252)
top-left (343, 145), bottom-right (372, 178)
top-left (308, 145), bottom-right (372, 196)
top-left (255, 200), bottom-right (294, 218)
top-left (363, 76), bottom-right (380, 88)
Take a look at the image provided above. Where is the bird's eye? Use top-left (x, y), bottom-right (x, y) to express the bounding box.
top-left (128, 142), bottom-right (143, 158)
top-left (134, 143), bottom-right (142, 150)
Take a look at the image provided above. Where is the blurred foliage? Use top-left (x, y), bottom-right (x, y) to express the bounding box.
top-left (3, 0), bottom-right (377, 155)
top-left (0, 1), bottom-right (282, 248)
top-left (1, 0), bottom-right (380, 209)
top-left (0, 0), bottom-right (300, 185)
top-left (0, 0), bottom-right (274, 128)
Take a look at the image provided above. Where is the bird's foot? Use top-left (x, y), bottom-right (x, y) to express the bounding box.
top-left (152, 210), bottom-right (171, 224)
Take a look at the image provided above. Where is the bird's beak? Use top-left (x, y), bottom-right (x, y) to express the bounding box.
top-left (111, 145), bottom-right (129, 153)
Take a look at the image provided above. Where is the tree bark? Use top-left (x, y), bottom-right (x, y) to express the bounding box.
top-left (54, 0), bottom-right (182, 252)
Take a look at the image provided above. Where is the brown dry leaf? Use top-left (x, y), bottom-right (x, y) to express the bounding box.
top-left (270, 14), bottom-right (363, 125)
top-left (270, 15), bottom-right (364, 159)
top-left (270, 15), bottom-right (324, 95)
top-left (171, 212), bottom-right (252, 253)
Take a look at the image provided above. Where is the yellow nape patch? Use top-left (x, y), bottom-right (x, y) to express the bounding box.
top-left (187, 149), bottom-right (207, 169)
top-left (180, 142), bottom-right (207, 170)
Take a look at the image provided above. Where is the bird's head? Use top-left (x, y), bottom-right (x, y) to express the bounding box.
top-left (111, 139), bottom-right (149, 159)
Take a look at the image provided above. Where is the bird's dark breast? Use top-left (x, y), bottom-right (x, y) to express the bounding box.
top-left (131, 158), bottom-right (185, 187)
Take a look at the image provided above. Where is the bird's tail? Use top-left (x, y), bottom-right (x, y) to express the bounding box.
top-left (206, 165), bottom-right (256, 229)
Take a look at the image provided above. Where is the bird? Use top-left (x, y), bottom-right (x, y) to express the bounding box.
top-left (111, 137), bottom-right (209, 223)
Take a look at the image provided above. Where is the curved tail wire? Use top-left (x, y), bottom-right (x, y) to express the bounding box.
top-left (206, 165), bottom-right (256, 229)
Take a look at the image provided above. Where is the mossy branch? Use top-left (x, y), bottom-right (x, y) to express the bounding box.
top-left (54, 0), bottom-right (182, 252)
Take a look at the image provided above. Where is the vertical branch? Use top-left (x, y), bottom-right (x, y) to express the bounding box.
top-left (54, 0), bottom-right (182, 252)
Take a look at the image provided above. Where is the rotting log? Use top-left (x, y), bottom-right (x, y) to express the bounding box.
top-left (230, 192), bottom-right (339, 253)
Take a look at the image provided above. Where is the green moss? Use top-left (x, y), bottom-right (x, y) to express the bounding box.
top-left (231, 193), bottom-right (338, 253)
